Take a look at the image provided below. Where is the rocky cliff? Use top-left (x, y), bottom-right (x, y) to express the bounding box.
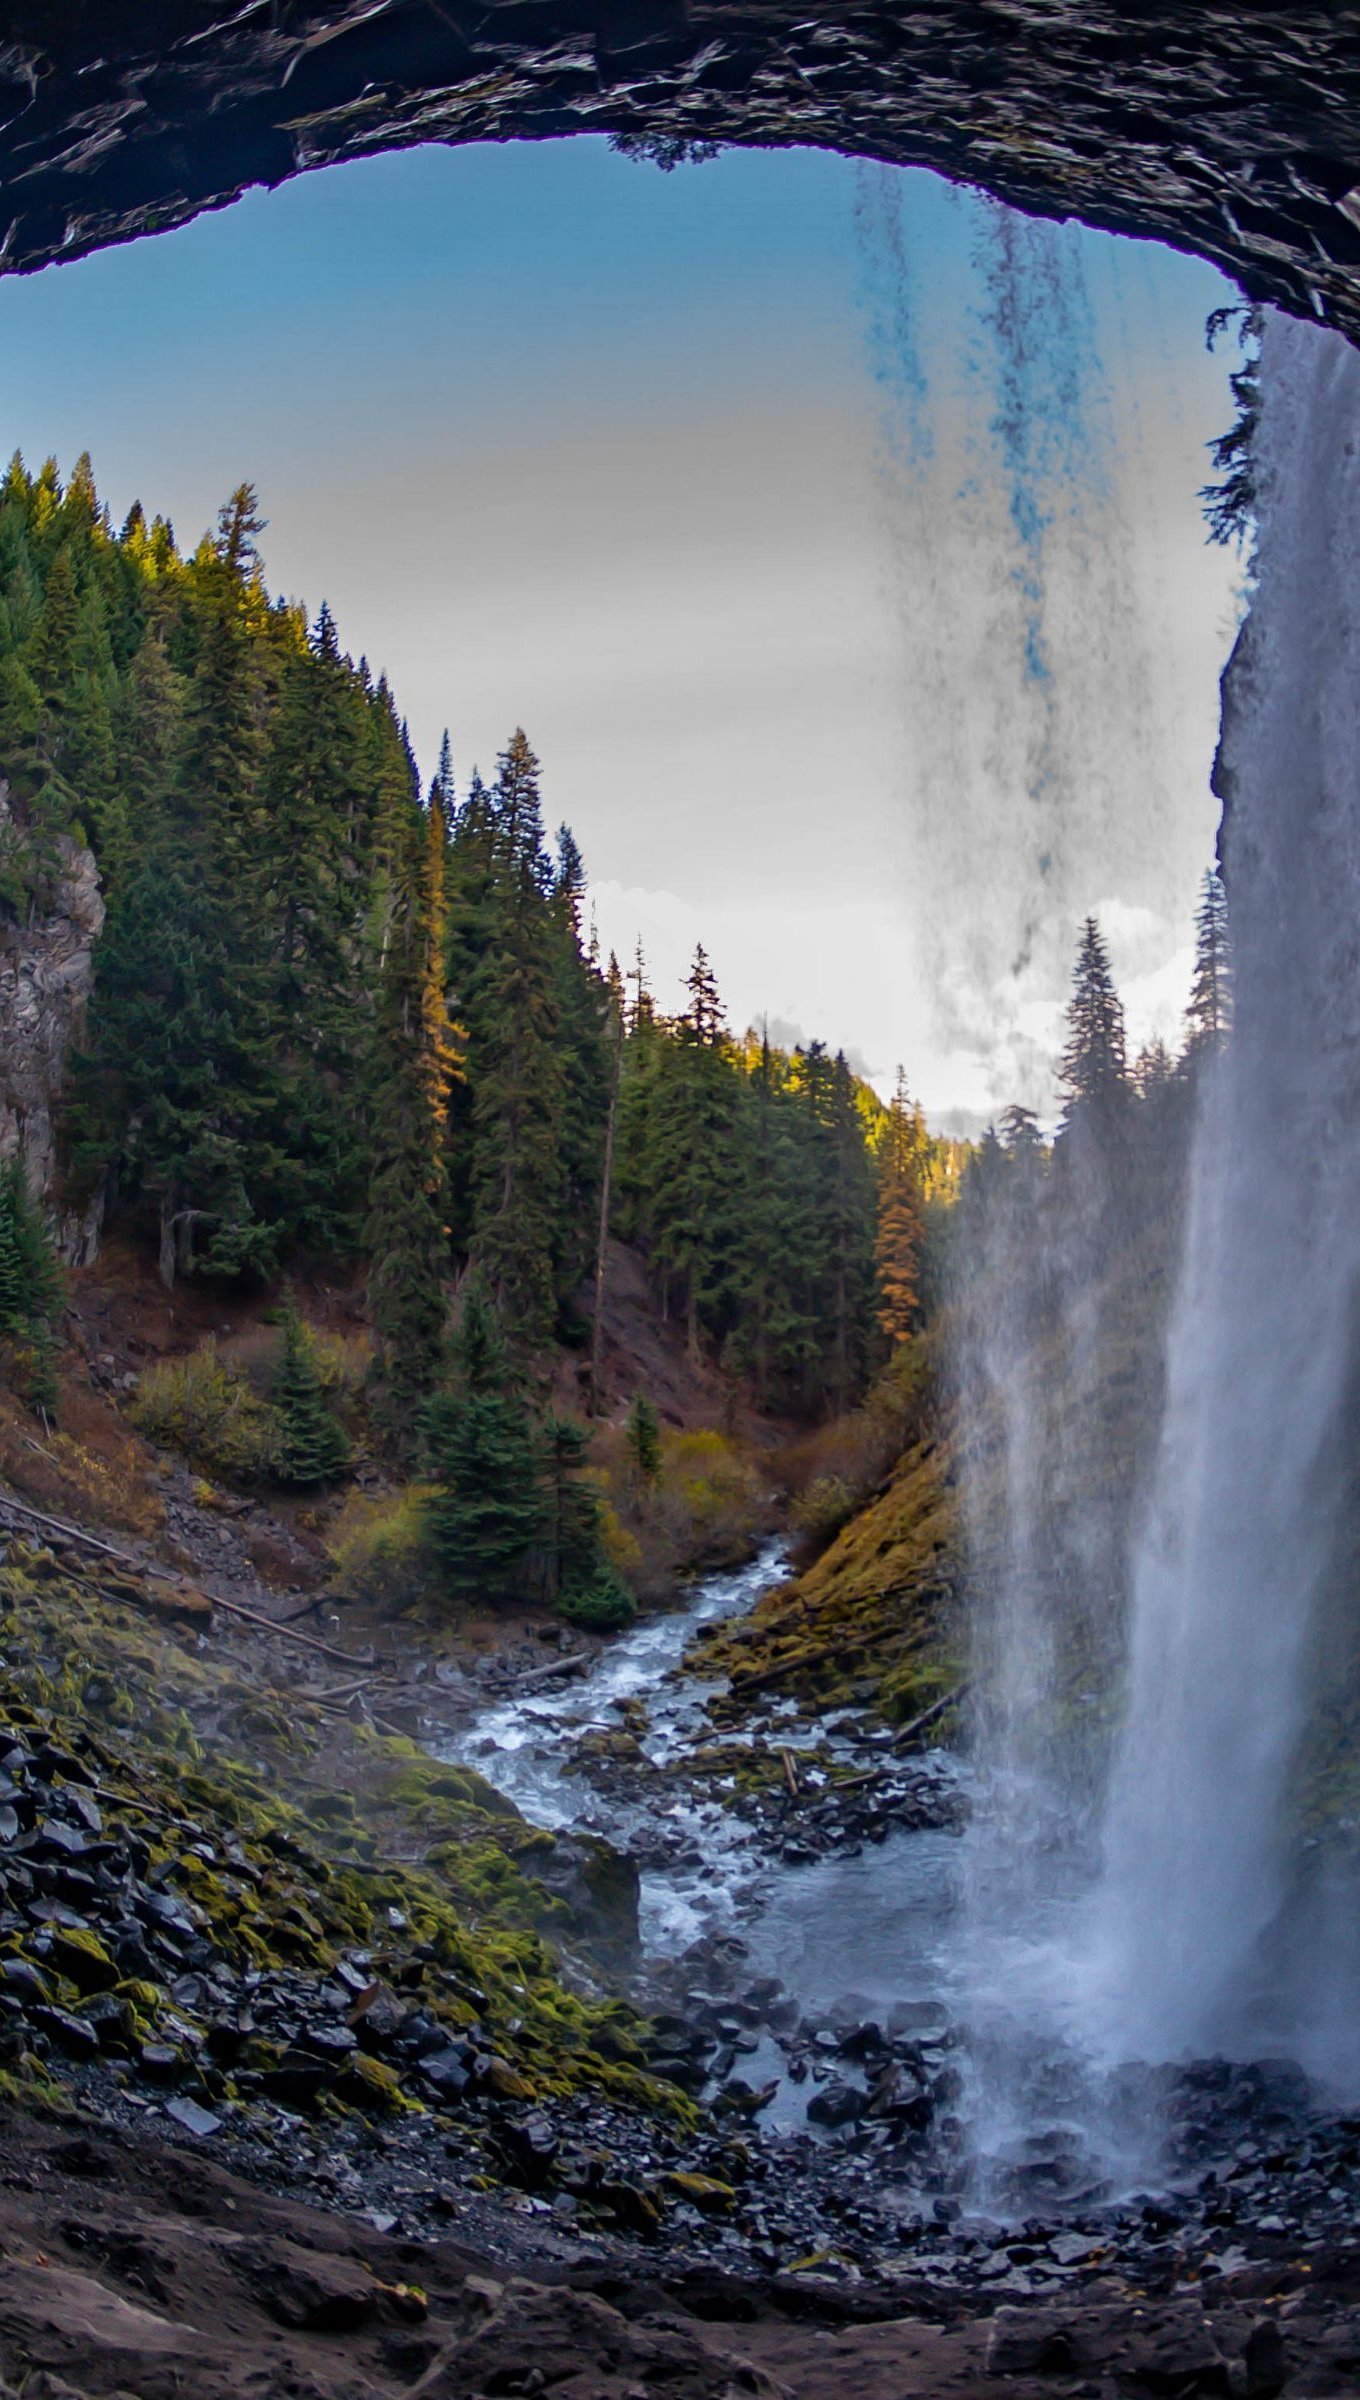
top-left (1, 7), bottom-right (1359, 339)
top-left (0, 785), bottom-right (105, 1260)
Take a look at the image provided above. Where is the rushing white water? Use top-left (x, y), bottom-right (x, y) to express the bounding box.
top-left (855, 171), bottom-right (1224, 1111)
top-left (1082, 312), bottom-right (1360, 2079)
top-left (437, 1548), bottom-right (788, 1953)
top-left (950, 313), bottom-right (1360, 2199)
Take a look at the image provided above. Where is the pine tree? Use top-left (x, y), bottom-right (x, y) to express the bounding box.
top-left (638, 946), bottom-right (744, 1361)
top-left (0, 1157), bottom-right (62, 1335)
top-left (419, 768), bottom-right (464, 1185)
top-left (466, 731), bottom-right (566, 1349)
top-left (588, 952), bottom-right (626, 1413)
top-left (539, 1413), bottom-right (635, 1630)
top-left (366, 772), bottom-right (455, 1458)
top-left (0, 1157), bottom-right (64, 1416)
top-left (1134, 1038), bottom-right (1176, 1098)
top-left (1058, 916), bottom-right (1128, 1133)
top-left (423, 1278), bottom-right (542, 1604)
top-left (819, 1049), bottom-right (876, 1411)
top-left (271, 1296), bottom-right (349, 1485)
top-left (624, 1393), bottom-right (663, 1486)
top-left (875, 1066), bottom-right (925, 1350)
top-left (549, 821), bottom-right (610, 1319)
top-left (1184, 868), bottom-right (1233, 1059)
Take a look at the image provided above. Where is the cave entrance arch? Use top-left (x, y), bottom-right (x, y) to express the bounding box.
top-left (3, 8), bottom-right (1360, 340)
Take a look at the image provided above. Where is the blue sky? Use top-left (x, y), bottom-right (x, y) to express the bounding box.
top-left (0, 138), bottom-right (1242, 1118)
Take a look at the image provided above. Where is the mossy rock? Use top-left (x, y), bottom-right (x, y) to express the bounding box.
top-left (481, 2056), bottom-right (535, 2103)
top-left (115, 1977), bottom-right (163, 2014)
top-left (339, 2053), bottom-right (408, 2112)
top-left (49, 1927), bottom-right (118, 1995)
top-left (664, 2171), bottom-right (735, 2212)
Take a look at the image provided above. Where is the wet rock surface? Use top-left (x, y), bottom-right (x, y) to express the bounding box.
top-left (5, 7), bottom-right (1360, 347)
top-left (0, 1515), bottom-right (1355, 2392)
top-left (2, 2102), bottom-right (1360, 2399)
top-left (0, 785), bottom-right (104, 1256)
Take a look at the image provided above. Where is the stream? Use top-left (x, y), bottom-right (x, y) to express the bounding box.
top-left (436, 1546), bottom-right (967, 2143)
top-left (429, 1540), bottom-right (1360, 2247)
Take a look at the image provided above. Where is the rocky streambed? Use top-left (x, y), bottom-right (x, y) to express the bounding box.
top-left (2, 1527), bottom-right (1360, 2398)
top-left (427, 1548), bottom-right (1360, 2310)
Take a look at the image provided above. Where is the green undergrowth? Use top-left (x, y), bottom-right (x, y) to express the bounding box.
top-left (0, 1540), bottom-right (691, 2126)
top-left (696, 1216), bottom-right (1180, 1751)
top-left (693, 1433), bottom-right (962, 1733)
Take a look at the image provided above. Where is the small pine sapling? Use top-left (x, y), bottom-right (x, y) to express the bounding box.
top-left (624, 1394), bottom-right (663, 1489)
top-left (0, 1157), bottom-right (64, 1417)
top-left (271, 1296), bottom-right (350, 1485)
top-left (541, 1412), bottom-right (637, 1631)
top-left (423, 1278), bottom-right (542, 1605)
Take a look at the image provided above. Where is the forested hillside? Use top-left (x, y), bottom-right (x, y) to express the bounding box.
top-left (706, 889), bottom-right (1236, 1733)
top-left (0, 450), bottom-right (972, 1619)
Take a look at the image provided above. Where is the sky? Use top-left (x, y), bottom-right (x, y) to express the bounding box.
top-left (0, 137), bottom-right (1244, 1125)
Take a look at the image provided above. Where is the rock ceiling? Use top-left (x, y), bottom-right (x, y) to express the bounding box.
top-left (2, 7), bottom-right (1359, 335)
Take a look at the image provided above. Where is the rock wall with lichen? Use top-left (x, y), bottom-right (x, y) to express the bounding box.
top-left (0, 784), bottom-right (104, 1260)
top-left (2, 8), bottom-right (1360, 339)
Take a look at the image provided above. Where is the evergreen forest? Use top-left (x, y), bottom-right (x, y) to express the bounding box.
top-left (0, 451), bottom-right (972, 1612)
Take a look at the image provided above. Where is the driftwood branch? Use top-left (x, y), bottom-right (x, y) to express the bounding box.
top-left (505, 1650), bottom-right (592, 1692)
top-left (822, 1685), bottom-right (972, 1796)
top-left (727, 1635), bottom-right (861, 1700)
top-left (0, 1488), bottom-right (364, 1667)
top-left (894, 1680), bottom-right (970, 1748)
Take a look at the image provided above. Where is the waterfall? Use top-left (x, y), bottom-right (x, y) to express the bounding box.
top-left (1083, 311), bottom-right (1360, 2082)
top-left (854, 172), bottom-right (1201, 1113)
top-left (950, 311), bottom-right (1360, 2201)
top-left (859, 180), bottom-right (1360, 2173)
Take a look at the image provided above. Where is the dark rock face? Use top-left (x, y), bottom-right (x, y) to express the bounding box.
top-left (0, 781), bottom-right (104, 1252)
top-left (2, 8), bottom-right (1360, 338)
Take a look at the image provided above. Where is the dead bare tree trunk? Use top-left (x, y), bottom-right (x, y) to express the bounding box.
top-left (588, 987), bottom-right (624, 1416)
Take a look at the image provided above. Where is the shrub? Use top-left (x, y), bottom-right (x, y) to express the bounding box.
top-left (597, 1498), bottom-right (644, 1584)
top-left (790, 1473), bottom-right (857, 1548)
top-left (559, 1567), bottom-right (637, 1633)
top-left (328, 1484), bottom-right (435, 1608)
top-left (271, 1299), bottom-right (350, 1485)
top-left (589, 1419), bottom-right (773, 1602)
top-left (309, 1327), bottom-right (373, 1406)
top-left (777, 1340), bottom-right (937, 1564)
top-left (132, 1342), bottom-right (282, 1484)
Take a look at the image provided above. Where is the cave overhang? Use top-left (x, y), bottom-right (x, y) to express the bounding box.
top-left (2, 7), bottom-right (1360, 338)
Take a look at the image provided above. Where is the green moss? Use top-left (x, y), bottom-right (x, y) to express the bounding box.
top-left (340, 2053), bottom-right (410, 2112)
top-left (49, 1927), bottom-right (118, 1994)
top-left (0, 1545), bottom-right (686, 2129)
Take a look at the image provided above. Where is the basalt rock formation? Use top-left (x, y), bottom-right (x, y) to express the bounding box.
top-left (2, 7), bottom-right (1360, 337)
top-left (0, 783), bottom-right (104, 1257)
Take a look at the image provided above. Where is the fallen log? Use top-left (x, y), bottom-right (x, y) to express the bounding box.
top-left (894, 1680), bottom-right (970, 1748)
top-left (0, 1489), bottom-right (184, 1581)
top-left (824, 1684), bottom-right (972, 1795)
top-left (505, 1650), bottom-right (592, 1691)
top-left (727, 1636), bottom-right (863, 1700)
top-left (0, 1488), bottom-right (364, 1667)
top-left (198, 1589), bottom-right (366, 1668)
top-left (305, 1676), bottom-right (386, 1709)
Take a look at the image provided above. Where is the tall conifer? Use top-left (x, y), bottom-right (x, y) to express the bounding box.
top-left (424, 1278), bottom-right (541, 1604)
top-left (875, 1066), bottom-right (925, 1350)
top-left (1184, 868), bottom-right (1233, 1059)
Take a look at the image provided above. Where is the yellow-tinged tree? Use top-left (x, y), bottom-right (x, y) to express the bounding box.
top-left (875, 1065), bottom-right (925, 1350)
top-left (420, 744), bottom-right (465, 1211)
